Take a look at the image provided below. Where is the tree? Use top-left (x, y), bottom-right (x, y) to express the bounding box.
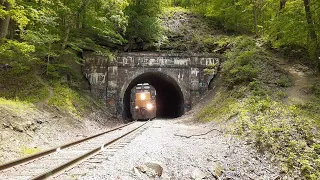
top-left (1, 0), bottom-right (129, 78)
top-left (0, 0), bottom-right (11, 42)
top-left (303, 0), bottom-right (319, 69)
top-left (125, 0), bottom-right (166, 50)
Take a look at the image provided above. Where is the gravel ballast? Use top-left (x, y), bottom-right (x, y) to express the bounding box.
top-left (59, 118), bottom-right (281, 179)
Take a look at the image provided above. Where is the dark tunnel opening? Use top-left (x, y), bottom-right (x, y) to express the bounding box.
top-left (123, 72), bottom-right (185, 120)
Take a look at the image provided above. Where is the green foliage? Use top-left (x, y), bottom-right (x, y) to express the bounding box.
top-left (203, 36), bottom-right (216, 49)
top-left (48, 82), bottom-right (88, 115)
top-left (198, 35), bottom-right (320, 178)
top-left (0, 71), bottom-right (49, 103)
top-left (199, 88), bottom-right (320, 178)
top-left (204, 63), bottom-right (217, 75)
top-left (20, 146), bottom-right (41, 156)
top-left (1, 0), bottom-right (128, 81)
top-left (276, 76), bottom-right (293, 87)
top-left (0, 40), bottom-right (36, 67)
top-left (177, 0), bottom-right (320, 69)
top-left (196, 90), bottom-right (239, 122)
top-left (236, 96), bottom-right (320, 179)
top-left (249, 80), bottom-right (268, 97)
top-left (296, 83), bottom-right (320, 124)
top-left (125, 0), bottom-right (167, 49)
top-left (222, 37), bottom-right (260, 87)
top-left (0, 97), bottom-right (34, 113)
top-left (163, 6), bottom-right (190, 17)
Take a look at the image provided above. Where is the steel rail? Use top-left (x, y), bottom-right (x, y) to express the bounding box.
top-left (32, 120), bottom-right (149, 180)
top-left (0, 121), bottom-right (135, 171)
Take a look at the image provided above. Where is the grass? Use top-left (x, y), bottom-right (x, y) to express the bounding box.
top-left (0, 97), bottom-right (34, 113)
top-left (20, 146), bottom-right (41, 156)
top-left (0, 68), bottom-right (100, 117)
top-left (236, 97), bottom-right (320, 179)
top-left (196, 91), bottom-right (239, 122)
top-left (163, 6), bottom-right (191, 17)
top-left (48, 82), bottom-right (89, 116)
top-left (0, 70), bottom-right (49, 103)
top-left (197, 35), bottom-right (320, 179)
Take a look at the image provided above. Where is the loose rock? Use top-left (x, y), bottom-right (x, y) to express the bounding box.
top-left (191, 168), bottom-right (207, 180)
top-left (134, 162), bottom-right (163, 178)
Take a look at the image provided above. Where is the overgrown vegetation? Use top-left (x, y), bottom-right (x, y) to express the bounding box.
top-left (175, 0), bottom-right (320, 71)
top-left (48, 82), bottom-right (89, 115)
top-left (0, 70), bottom-right (49, 103)
top-left (197, 36), bottom-right (320, 179)
top-left (0, 0), bottom-right (132, 114)
top-left (1, 1), bottom-right (320, 177)
top-left (0, 97), bottom-right (34, 113)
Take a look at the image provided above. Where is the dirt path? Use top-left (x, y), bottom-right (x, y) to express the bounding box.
top-left (275, 58), bottom-right (316, 104)
top-left (287, 65), bottom-right (312, 103)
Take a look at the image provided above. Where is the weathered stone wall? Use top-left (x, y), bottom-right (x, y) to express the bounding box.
top-left (83, 52), bottom-right (219, 117)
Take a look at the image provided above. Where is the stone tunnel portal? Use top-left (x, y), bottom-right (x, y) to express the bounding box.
top-left (123, 72), bottom-right (185, 120)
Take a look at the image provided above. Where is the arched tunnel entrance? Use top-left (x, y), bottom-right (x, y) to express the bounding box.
top-left (123, 72), bottom-right (185, 120)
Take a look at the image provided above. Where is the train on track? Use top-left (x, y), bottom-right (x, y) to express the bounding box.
top-left (130, 83), bottom-right (156, 120)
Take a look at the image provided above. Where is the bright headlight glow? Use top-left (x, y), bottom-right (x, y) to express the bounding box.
top-left (140, 93), bottom-right (146, 100)
top-left (146, 103), bottom-right (153, 110)
top-left (135, 106), bottom-right (139, 109)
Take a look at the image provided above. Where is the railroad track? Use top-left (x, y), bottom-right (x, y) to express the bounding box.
top-left (0, 120), bottom-right (150, 180)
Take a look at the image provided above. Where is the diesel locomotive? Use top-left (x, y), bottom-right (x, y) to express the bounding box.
top-left (130, 83), bottom-right (156, 120)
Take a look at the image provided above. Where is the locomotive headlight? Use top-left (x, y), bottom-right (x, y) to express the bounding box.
top-left (135, 106), bottom-right (139, 109)
top-left (140, 93), bottom-right (146, 100)
top-left (146, 103), bottom-right (153, 110)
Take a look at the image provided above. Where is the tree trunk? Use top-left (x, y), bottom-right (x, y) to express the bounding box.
top-left (261, 0), bottom-right (265, 35)
top-left (62, 27), bottom-right (70, 50)
top-left (253, 0), bottom-right (258, 36)
top-left (303, 0), bottom-right (319, 70)
top-left (0, 1), bottom-right (11, 42)
top-left (280, 0), bottom-right (286, 10)
top-left (276, 0), bottom-right (286, 40)
top-left (304, 0), bottom-right (317, 42)
top-left (82, 0), bottom-right (88, 29)
top-left (9, 19), bottom-right (15, 39)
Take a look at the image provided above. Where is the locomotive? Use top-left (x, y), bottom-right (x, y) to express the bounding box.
top-left (130, 83), bottom-right (156, 120)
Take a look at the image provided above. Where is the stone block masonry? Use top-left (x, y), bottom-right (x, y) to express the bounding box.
top-left (83, 52), bottom-right (220, 119)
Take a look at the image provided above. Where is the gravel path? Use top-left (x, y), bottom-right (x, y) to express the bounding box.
top-left (56, 118), bottom-right (281, 180)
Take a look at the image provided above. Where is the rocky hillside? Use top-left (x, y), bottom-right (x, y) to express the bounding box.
top-left (160, 8), bottom-right (221, 53)
top-left (195, 35), bottom-right (320, 178)
top-left (0, 96), bottom-right (121, 163)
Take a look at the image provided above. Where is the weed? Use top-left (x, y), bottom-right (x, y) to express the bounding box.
top-left (20, 146), bottom-right (41, 156)
top-left (276, 76), bottom-right (293, 87)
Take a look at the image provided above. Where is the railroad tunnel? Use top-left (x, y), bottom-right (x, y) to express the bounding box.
top-left (123, 72), bottom-right (185, 120)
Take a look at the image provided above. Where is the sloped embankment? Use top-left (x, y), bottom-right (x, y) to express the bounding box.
top-left (0, 96), bottom-right (119, 164)
top-left (196, 36), bottom-right (320, 179)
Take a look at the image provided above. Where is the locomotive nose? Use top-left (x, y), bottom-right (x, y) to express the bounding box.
top-left (140, 93), bottom-right (146, 100)
top-left (146, 103), bottom-right (153, 110)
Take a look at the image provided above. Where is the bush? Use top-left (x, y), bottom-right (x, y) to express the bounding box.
top-left (222, 49), bottom-right (259, 87)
